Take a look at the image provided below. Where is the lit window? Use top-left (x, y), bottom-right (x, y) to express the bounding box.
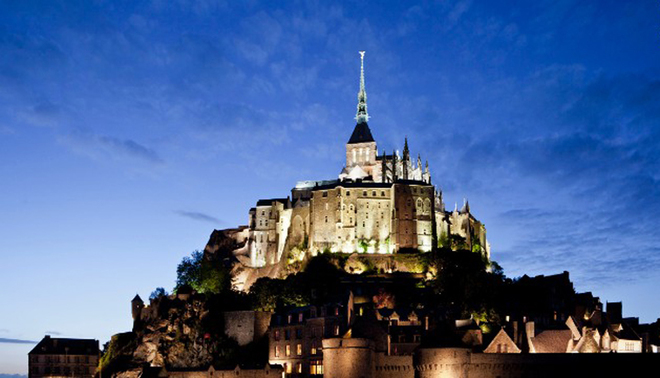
top-left (297, 344), bottom-right (302, 356)
top-left (285, 363), bottom-right (291, 374)
top-left (275, 345), bottom-right (280, 357)
top-left (311, 360), bottom-right (324, 375)
top-left (286, 345), bottom-right (291, 357)
top-left (334, 325), bottom-right (340, 336)
top-left (296, 362), bottom-right (302, 373)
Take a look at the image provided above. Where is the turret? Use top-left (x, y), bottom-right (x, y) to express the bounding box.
top-left (131, 294), bottom-right (144, 323)
top-left (402, 137), bottom-right (410, 180)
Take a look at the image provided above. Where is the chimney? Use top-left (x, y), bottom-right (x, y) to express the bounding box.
top-left (526, 321), bottom-right (535, 339)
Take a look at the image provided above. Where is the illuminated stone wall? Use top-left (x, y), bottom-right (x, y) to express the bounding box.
top-left (322, 338), bottom-right (374, 378)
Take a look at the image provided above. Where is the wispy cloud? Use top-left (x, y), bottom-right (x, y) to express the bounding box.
top-left (174, 210), bottom-right (221, 224)
top-left (0, 338), bottom-right (36, 344)
top-left (59, 131), bottom-right (164, 165)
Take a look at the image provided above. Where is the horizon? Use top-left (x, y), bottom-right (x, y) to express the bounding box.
top-left (2, 0), bottom-right (660, 374)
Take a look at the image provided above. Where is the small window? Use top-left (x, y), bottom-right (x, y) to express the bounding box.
top-left (297, 343), bottom-right (303, 356)
top-left (275, 345), bottom-right (280, 357)
top-left (372, 191), bottom-right (376, 196)
top-left (363, 191), bottom-right (367, 196)
top-left (322, 191), bottom-right (328, 197)
top-left (346, 191), bottom-right (350, 196)
top-left (381, 191), bottom-right (385, 196)
top-left (275, 330), bottom-right (280, 341)
top-left (286, 344), bottom-right (291, 357)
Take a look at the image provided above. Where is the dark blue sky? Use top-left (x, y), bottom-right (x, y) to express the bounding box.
top-left (1, 0), bottom-right (659, 373)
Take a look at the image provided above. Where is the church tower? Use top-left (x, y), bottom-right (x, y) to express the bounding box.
top-left (341, 51), bottom-right (378, 181)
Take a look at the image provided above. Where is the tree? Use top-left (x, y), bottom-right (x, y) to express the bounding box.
top-left (149, 287), bottom-right (168, 300)
top-left (176, 250), bottom-right (233, 295)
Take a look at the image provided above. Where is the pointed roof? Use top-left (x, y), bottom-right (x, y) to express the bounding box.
top-left (348, 121), bottom-right (375, 144)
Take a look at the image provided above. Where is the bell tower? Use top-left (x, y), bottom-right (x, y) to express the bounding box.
top-left (342, 51), bottom-right (378, 181)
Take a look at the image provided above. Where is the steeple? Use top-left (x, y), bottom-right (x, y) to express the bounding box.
top-left (402, 137), bottom-right (410, 180)
top-left (356, 50), bottom-right (369, 123)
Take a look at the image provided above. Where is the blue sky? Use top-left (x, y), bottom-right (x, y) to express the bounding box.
top-left (1, 0), bottom-right (659, 373)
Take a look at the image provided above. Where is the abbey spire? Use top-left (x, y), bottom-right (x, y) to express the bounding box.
top-left (356, 50), bottom-right (369, 123)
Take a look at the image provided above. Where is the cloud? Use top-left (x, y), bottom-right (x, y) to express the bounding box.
top-left (0, 338), bottom-right (36, 344)
top-left (59, 131), bottom-right (164, 165)
top-left (174, 210), bottom-right (221, 224)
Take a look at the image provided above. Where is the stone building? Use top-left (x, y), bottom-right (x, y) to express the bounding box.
top-left (268, 293), bottom-right (354, 376)
top-left (28, 335), bottom-right (99, 378)
top-left (218, 51), bottom-right (489, 272)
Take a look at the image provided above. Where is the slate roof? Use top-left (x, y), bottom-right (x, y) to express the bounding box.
top-left (256, 198), bottom-right (290, 207)
top-left (348, 121), bottom-right (375, 144)
top-left (29, 336), bottom-right (99, 356)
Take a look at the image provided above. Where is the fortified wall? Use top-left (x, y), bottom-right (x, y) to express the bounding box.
top-left (321, 344), bottom-right (660, 378)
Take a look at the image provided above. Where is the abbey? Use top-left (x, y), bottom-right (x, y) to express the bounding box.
top-left (236, 52), bottom-right (489, 269)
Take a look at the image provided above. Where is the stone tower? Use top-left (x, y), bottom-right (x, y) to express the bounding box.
top-left (131, 294), bottom-right (144, 322)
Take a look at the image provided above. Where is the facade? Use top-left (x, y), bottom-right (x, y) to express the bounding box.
top-left (28, 336), bottom-right (99, 378)
top-left (268, 303), bottom-right (351, 377)
top-left (222, 51), bottom-right (490, 270)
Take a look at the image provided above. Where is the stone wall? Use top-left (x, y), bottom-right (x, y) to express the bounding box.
top-left (373, 352), bottom-right (414, 378)
top-left (322, 338), bottom-right (373, 378)
top-left (223, 311), bottom-right (272, 346)
top-left (415, 348), bottom-right (660, 378)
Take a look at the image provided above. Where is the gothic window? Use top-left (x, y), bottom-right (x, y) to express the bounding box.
top-left (362, 221), bottom-right (365, 227)
top-left (262, 211), bottom-right (265, 216)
